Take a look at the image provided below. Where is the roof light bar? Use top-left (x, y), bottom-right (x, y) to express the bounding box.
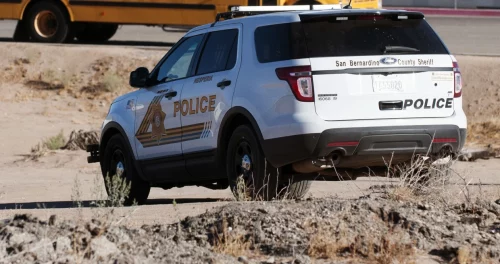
top-left (230, 5), bottom-right (342, 12)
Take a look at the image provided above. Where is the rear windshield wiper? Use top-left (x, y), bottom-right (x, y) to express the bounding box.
top-left (383, 46), bottom-right (420, 54)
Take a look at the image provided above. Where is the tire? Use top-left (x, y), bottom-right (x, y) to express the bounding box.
top-left (226, 125), bottom-right (280, 201)
top-left (101, 134), bottom-right (150, 205)
top-left (278, 179), bottom-right (311, 200)
top-left (76, 23), bottom-right (118, 43)
top-left (24, 1), bottom-right (72, 43)
top-left (13, 20), bottom-right (30, 42)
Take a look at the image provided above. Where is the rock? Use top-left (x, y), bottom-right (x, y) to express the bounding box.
top-left (264, 256), bottom-right (275, 263)
top-left (238, 256), bottom-right (249, 264)
top-left (90, 236), bottom-right (119, 260)
top-left (9, 232), bottom-right (37, 245)
top-left (48, 215), bottom-right (56, 226)
top-left (28, 238), bottom-right (54, 262)
top-left (459, 147), bottom-right (492, 161)
top-left (293, 254), bottom-right (311, 264)
top-left (55, 236), bottom-right (72, 254)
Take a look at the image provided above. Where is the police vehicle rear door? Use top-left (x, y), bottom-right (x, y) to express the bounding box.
top-left (299, 11), bottom-right (457, 121)
top-left (180, 24), bottom-right (242, 178)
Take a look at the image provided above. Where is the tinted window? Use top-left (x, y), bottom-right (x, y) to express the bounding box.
top-left (154, 34), bottom-right (203, 83)
top-left (196, 29), bottom-right (238, 75)
top-left (301, 17), bottom-right (449, 57)
top-left (254, 23), bottom-right (308, 63)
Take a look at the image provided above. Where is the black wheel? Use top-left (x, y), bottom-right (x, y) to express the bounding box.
top-left (24, 1), bottom-right (72, 43)
top-left (226, 125), bottom-right (280, 201)
top-left (278, 178), bottom-right (312, 199)
top-left (13, 20), bottom-right (30, 42)
top-left (101, 134), bottom-right (150, 205)
top-left (75, 23), bottom-right (118, 43)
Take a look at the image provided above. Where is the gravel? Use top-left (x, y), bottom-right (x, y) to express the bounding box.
top-left (1, 196), bottom-right (499, 263)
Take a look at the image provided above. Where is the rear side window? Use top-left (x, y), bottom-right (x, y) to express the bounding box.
top-left (254, 23), bottom-right (308, 63)
top-left (301, 17), bottom-right (449, 57)
top-left (196, 29), bottom-right (238, 75)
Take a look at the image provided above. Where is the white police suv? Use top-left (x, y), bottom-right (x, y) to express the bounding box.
top-left (87, 4), bottom-right (467, 204)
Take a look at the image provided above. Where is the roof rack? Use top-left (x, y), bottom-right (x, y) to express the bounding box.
top-left (214, 4), bottom-right (343, 22)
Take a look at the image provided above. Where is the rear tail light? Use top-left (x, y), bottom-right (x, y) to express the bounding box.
top-left (432, 138), bottom-right (457, 143)
top-left (453, 61), bottom-right (462, 98)
top-left (276, 66), bottom-right (314, 102)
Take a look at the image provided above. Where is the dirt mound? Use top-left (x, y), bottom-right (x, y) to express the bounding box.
top-left (173, 197), bottom-right (500, 263)
top-left (0, 214), bottom-right (236, 264)
top-left (2, 197), bottom-right (499, 263)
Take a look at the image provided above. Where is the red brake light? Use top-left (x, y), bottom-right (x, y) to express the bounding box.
top-left (453, 61), bottom-right (462, 98)
top-left (276, 66), bottom-right (314, 102)
top-left (432, 138), bottom-right (457, 143)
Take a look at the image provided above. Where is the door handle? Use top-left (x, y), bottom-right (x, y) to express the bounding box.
top-left (379, 100), bottom-right (403, 110)
top-left (164, 90), bottom-right (177, 99)
top-left (217, 79), bottom-right (231, 89)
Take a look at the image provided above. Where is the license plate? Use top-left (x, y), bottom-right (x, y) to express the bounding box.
top-left (372, 75), bottom-right (404, 93)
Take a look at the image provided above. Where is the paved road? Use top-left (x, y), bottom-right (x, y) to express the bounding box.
top-left (1, 16), bottom-right (500, 55)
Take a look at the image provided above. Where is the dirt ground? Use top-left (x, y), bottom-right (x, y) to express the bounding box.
top-left (0, 43), bottom-right (498, 263)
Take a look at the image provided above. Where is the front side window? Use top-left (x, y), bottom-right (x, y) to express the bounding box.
top-left (154, 34), bottom-right (204, 84)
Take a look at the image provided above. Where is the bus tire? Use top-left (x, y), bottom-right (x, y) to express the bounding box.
top-left (76, 23), bottom-right (118, 43)
top-left (13, 20), bottom-right (30, 42)
top-left (24, 1), bottom-right (72, 43)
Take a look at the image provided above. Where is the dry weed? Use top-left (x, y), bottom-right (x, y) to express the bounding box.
top-left (101, 72), bottom-right (122, 92)
top-left (307, 225), bottom-right (416, 263)
top-left (43, 130), bottom-right (66, 150)
top-left (234, 175), bottom-right (251, 201)
top-left (25, 142), bottom-right (50, 161)
top-left (62, 130), bottom-right (99, 151)
top-left (456, 246), bottom-right (471, 264)
top-left (467, 118), bottom-right (500, 146)
top-left (211, 216), bottom-right (251, 257)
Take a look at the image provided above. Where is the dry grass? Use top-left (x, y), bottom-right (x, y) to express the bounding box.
top-left (233, 175), bottom-right (251, 202)
top-left (456, 246), bottom-right (471, 264)
top-left (307, 226), bottom-right (416, 263)
top-left (467, 118), bottom-right (500, 146)
top-left (101, 72), bottom-right (123, 92)
top-left (43, 130), bottom-right (67, 150)
top-left (211, 216), bottom-right (251, 257)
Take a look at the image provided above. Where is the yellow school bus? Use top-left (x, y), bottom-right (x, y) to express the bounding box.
top-left (0, 0), bottom-right (380, 43)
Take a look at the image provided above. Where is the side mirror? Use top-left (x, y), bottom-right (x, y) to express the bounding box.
top-left (129, 67), bottom-right (149, 88)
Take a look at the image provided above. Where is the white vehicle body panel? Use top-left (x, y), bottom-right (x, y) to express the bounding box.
top-left (180, 23), bottom-right (243, 154)
top-left (311, 54), bottom-right (456, 121)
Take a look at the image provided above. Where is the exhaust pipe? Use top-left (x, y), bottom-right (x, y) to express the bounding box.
top-left (292, 151), bottom-right (343, 174)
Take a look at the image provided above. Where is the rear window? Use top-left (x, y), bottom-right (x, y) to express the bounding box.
top-left (301, 16), bottom-right (449, 57)
top-left (254, 23), bottom-right (308, 63)
top-left (254, 16), bottom-right (448, 62)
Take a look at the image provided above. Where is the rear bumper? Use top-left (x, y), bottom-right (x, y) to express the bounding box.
top-left (262, 125), bottom-right (466, 168)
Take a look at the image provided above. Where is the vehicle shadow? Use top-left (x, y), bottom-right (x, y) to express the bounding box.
top-left (0, 37), bottom-right (176, 47)
top-left (0, 198), bottom-right (223, 210)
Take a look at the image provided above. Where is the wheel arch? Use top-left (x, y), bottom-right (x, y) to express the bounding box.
top-left (100, 121), bottom-right (148, 180)
top-left (19, 0), bottom-right (74, 21)
top-left (217, 107), bottom-right (270, 169)
top-left (100, 122), bottom-right (135, 161)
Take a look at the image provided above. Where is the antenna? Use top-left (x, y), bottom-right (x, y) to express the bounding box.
top-left (343, 0), bottom-right (353, 9)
